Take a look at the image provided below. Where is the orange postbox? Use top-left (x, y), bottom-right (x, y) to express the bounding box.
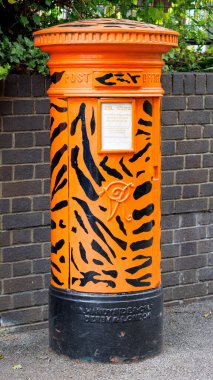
top-left (34, 19), bottom-right (178, 362)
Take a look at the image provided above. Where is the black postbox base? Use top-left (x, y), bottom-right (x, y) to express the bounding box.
top-left (49, 285), bottom-right (163, 363)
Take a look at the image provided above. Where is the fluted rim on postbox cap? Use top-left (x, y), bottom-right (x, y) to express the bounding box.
top-left (34, 18), bottom-right (179, 48)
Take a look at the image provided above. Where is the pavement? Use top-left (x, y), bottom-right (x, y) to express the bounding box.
top-left (0, 300), bottom-right (213, 380)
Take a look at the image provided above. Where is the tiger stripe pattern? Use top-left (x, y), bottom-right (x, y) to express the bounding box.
top-left (50, 97), bottom-right (69, 289)
top-left (67, 98), bottom-right (161, 293)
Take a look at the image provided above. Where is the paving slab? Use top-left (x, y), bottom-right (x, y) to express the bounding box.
top-left (0, 300), bottom-right (212, 380)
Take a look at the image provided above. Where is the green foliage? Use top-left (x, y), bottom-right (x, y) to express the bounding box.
top-left (96, 0), bottom-right (213, 72)
top-left (0, 0), bottom-right (95, 38)
top-left (163, 45), bottom-right (213, 72)
top-left (0, 0), bottom-right (212, 79)
top-left (0, 0), bottom-right (96, 79)
top-left (0, 32), bottom-right (49, 80)
top-left (161, 0), bottom-right (213, 72)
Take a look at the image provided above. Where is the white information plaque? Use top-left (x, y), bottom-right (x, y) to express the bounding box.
top-left (101, 102), bottom-right (132, 151)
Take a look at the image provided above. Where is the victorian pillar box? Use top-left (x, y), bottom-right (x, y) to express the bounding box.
top-left (34, 18), bottom-right (178, 362)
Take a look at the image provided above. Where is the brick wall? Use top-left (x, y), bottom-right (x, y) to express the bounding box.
top-left (0, 73), bottom-right (213, 329)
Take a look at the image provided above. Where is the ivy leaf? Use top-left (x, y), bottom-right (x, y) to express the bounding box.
top-left (0, 64), bottom-right (11, 80)
top-left (20, 15), bottom-right (29, 27)
top-left (203, 67), bottom-right (213, 72)
top-left (24, 37), bottom-right (33, 47)
top-left (32, 14), bottom-right (41, 25)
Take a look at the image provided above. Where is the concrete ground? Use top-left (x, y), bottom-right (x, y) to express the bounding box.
top-left (0, 300), bottom-right (212, 380)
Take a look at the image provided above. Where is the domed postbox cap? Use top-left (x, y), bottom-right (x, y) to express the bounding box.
top-left (34, 18), bottom-right (178, 51)
top-left (34, 19), bottom-right (178, 97)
